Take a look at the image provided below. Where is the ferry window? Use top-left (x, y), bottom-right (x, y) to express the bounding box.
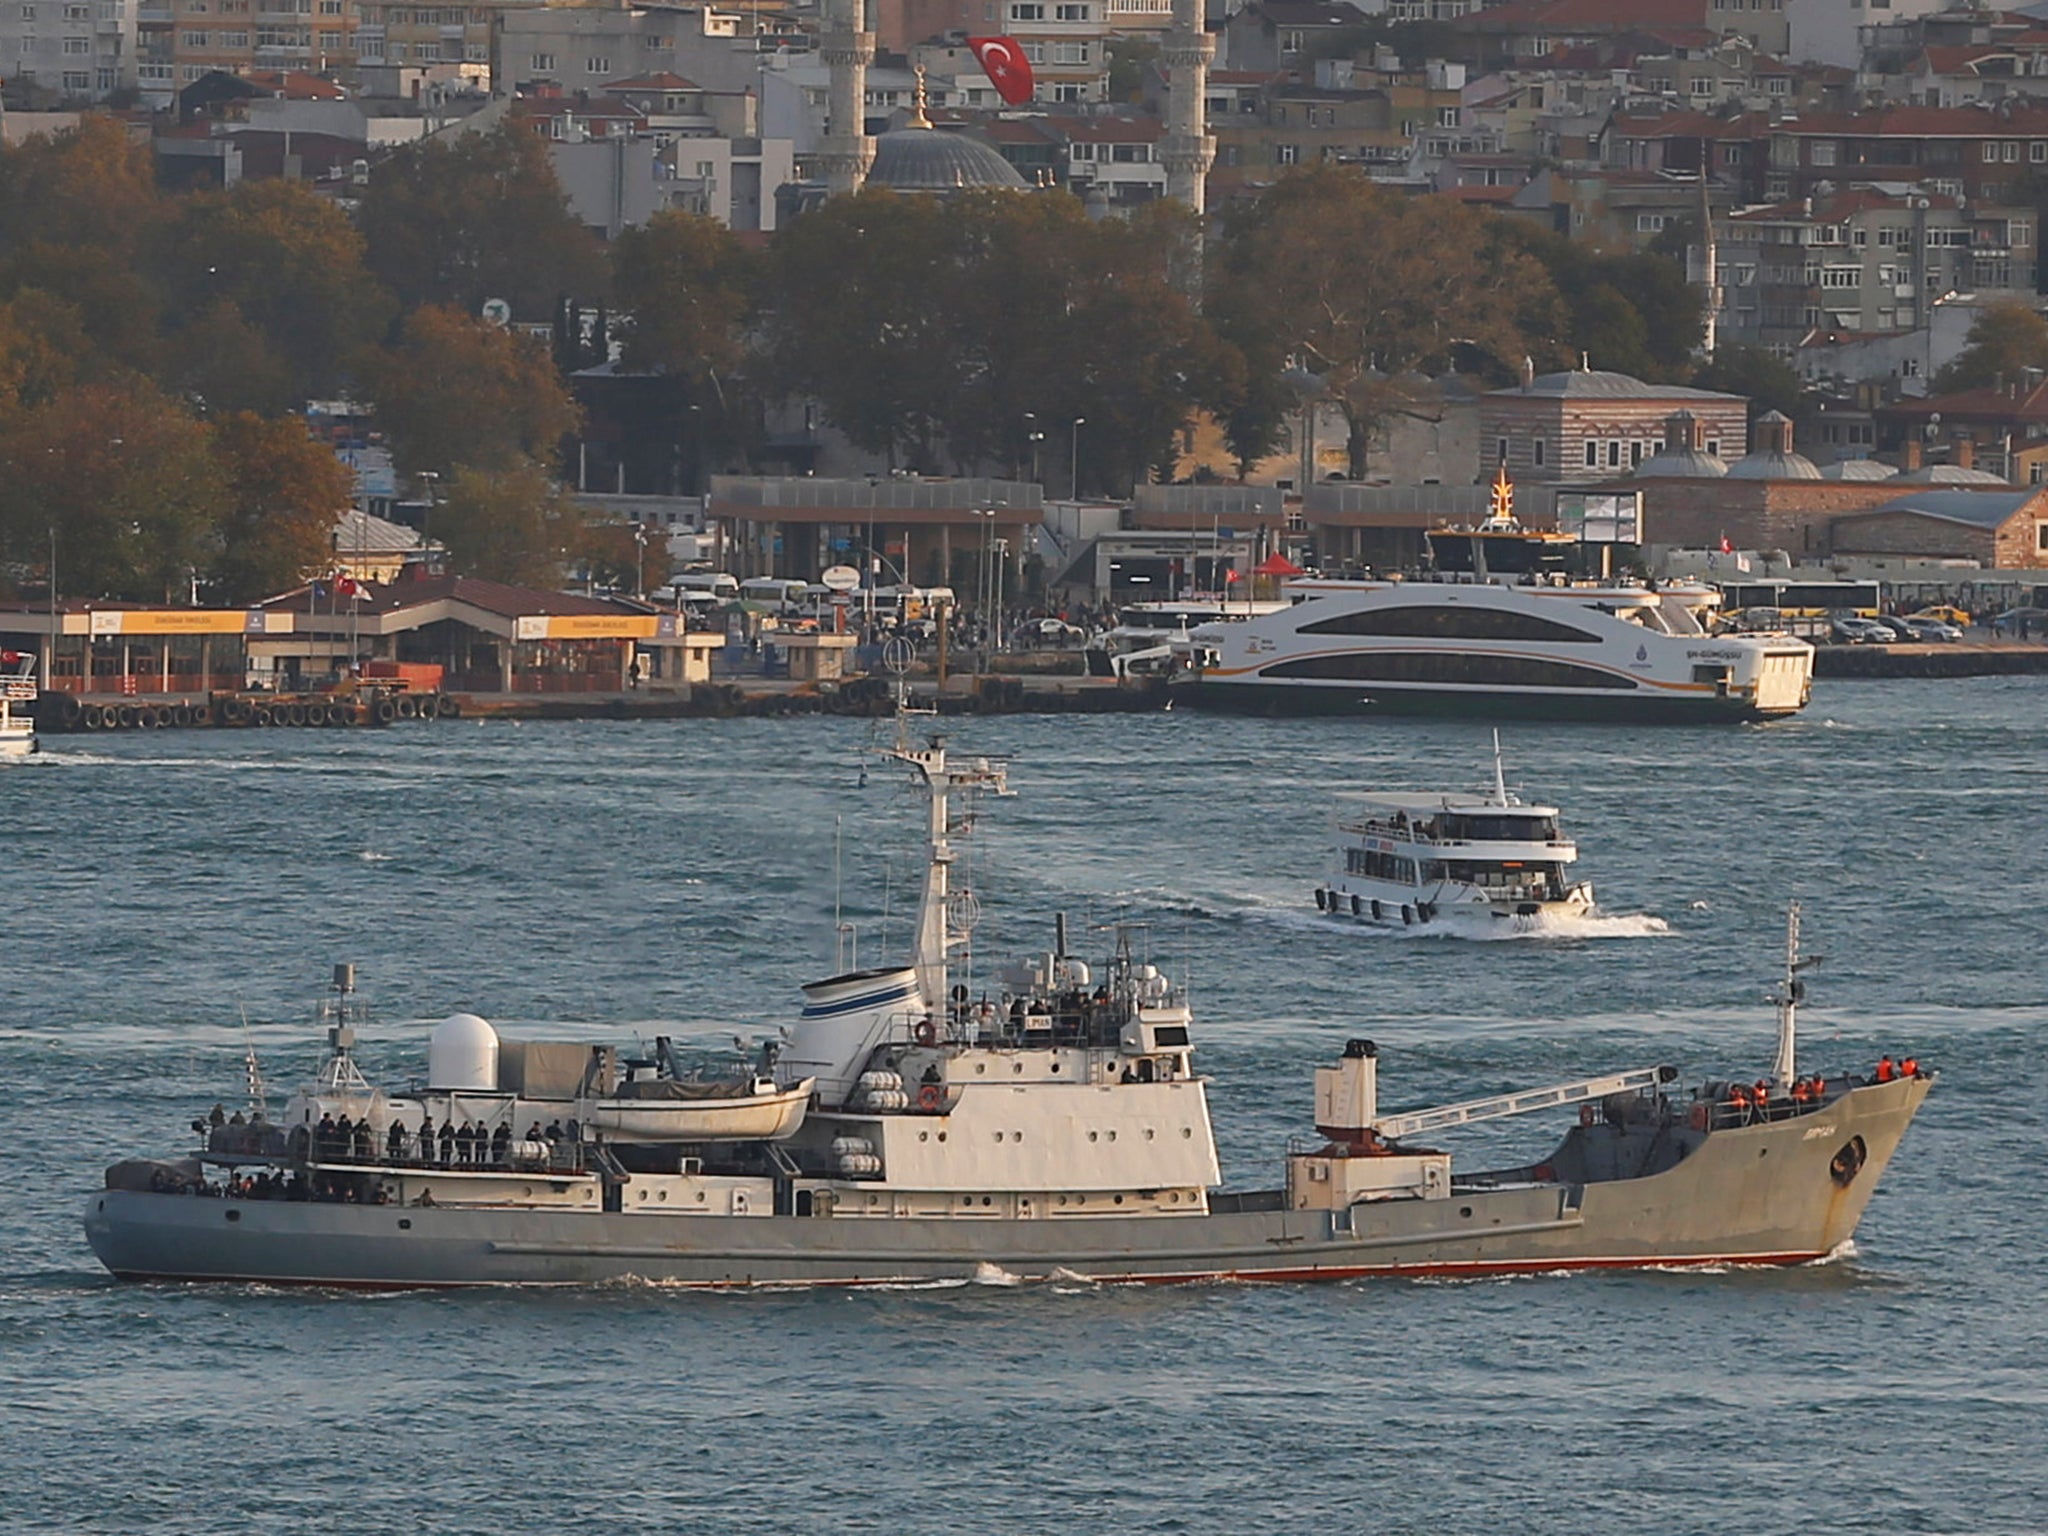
top-left (1262, 652), bottom-right (1636, 690)
top-left (1298, 605), bottom-right (1602, 644)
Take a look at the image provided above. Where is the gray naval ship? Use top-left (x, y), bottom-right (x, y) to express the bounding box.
top-left (85, 709), bottom-right (1930, 1289)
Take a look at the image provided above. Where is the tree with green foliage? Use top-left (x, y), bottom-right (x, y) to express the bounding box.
top-left (762, 189), bottom-right (1230, 492)
top-left (0, 115), bottom-right (161, 261)
top-left (0, 378), bottom-right (225, 601)
top-left (1495, 222), bottom-right (1703, 381)
top-left (209, 412), bottom-right (354, 601)
top-left (358, 122), bottom-right (606, 322)
top-left (153, 178), bottom-right (393, 409)
top-left (1692, 344), bottom-right (1805, 424)
top-left (1931, 300), bottom-right (2048, 393)
top-left (369, 305), bottom-right (581, 480)
top-left (1211, 167), bottom-right (1556, 479)
top-left (431, 461), bottom-right (588, 587)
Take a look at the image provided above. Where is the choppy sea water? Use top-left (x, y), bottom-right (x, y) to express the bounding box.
top-left (2, 678), bottom-right (2042, 1535)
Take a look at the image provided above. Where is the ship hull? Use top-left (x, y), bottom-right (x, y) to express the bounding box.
top-left (83, 1079), bottom-right (1927, 1290)
top-left (1185, 678), bottom-right (1789, 724)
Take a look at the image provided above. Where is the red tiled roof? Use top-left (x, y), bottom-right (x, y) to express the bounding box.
top-left (1881, 381), bottom-right (2048, 422)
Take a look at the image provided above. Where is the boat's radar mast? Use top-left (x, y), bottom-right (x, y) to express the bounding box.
top-left (1769, 903), bottom-right (1821, 1089)
top-left (314, 961), bottom-right (372, 1095)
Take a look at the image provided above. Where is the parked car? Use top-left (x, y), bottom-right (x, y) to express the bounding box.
top-left (1872, 615), bottom-right (1916, 641)
top-left (1910, 604), bottom-right (1971, 628)
top-left (1903, 616), bottom-right (1963, 642)
top-left (1829, 616), bottom-right (1893, 644)
top-left (1014, 618), bottom-right (1084, 648)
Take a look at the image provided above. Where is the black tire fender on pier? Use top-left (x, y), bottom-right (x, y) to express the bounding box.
top-left (1350, 894), bottom-right (1362, 916)
top-left (1371, 899), bottom-right (1383, 921)
top-left (418, 694), bottom-right (442, 720)
top-left (374, 698), bottom-right (399, 725)
top-left (114, 704), bottom-right (137, 729)
top-left (1315, 888), bottom-right (1328, 911)
top-left (252, 705), bottom-right (274, 727)
top-left (79, 704), bottom-right (105, 730)
top-left (396, 695), bottom-right (419, 720)
top-left (1401, 905), bottom-right (1414, 926)
top-left (436, 694), bottom-right (459, 719)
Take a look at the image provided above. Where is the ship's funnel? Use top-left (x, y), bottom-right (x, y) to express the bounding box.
top-left (783, 966), bottom-right (924, 1108)
top-left (1314, 1037), bottom-right (1379, 1141)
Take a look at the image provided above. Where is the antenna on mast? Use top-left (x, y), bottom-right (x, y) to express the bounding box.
top-left (1770, 902), bottom-right (1821, 1088)
top-left (239, 1001), bottom-right (269, 1121)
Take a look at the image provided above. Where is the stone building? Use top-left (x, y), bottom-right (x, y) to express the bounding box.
top-left (1829, 488), bottom-right (2048, 567)
top-left (1478, 366), bottom-right (1749, 485)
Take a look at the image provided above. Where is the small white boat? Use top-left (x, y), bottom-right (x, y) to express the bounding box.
top-left (0, 651), bottom-right (38, 758)
top-left (578, 1074), bottom-right (814, 1144)
top-left (1314, 733), bottom-right (1592, 927)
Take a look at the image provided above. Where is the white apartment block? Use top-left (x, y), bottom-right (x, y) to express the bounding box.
top-left (4, 0), bottom-right (138, 103)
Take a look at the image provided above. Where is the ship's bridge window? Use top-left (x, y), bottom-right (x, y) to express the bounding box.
top-left (1442, 813), bottom-right (1557, 841)
top-left (1298, 605), bottom-right (1601, 644)
top-left (1262, 652), bottom-right (1635, 690)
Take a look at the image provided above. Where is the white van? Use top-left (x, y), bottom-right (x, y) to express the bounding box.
top-left (676, 572), bottom-right (740, 602)
top-left (739, 578), bottom-right (809, 611)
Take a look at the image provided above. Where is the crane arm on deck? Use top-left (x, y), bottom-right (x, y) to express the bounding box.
top-left (1374, 1066), bottom-right (1674, 1140)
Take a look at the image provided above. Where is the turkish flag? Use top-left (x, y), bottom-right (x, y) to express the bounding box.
top-left (968, 36), bottom-right (1036, 105)
top-left (1718, 534), bottom-right (1733, 553)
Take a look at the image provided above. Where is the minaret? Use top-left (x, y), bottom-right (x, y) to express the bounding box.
top-left (1160, 0), bottom-right (1214, 214)
top-left (1697, 161), bottom-right (1719, 360)
top-left (819, 0), bottom-right (875, 198)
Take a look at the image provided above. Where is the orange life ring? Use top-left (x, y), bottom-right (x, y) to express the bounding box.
top-left (916, 1083), bottom-right (943, 1113)
top-left (1688, 1102), bottom-right (1710, 1132)
top-left (913, 1020), bottom-right (937, 1048)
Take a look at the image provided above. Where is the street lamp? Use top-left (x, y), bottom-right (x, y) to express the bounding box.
top-left (1024, 412), bottom-right (1044, 485)
top-left (1070, 416), bottom-right (1086, 501)
top-left (633, 523), bottom-right (648, 601)
top-left (970, 507), bottom-right (997, 669)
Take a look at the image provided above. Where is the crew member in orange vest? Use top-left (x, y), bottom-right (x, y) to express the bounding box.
top-left (1728, 1083), bottom-right (1750, 1117)
top-left (1900, 1055), bottom-right (1919, 1079)
top-left (1754, 1078), bottom-right (1771, 1115)
top-left (1789, 1079), bottom-right (1810, 1106)
top-left (1875, 1055), bottom-right (1896, 1083)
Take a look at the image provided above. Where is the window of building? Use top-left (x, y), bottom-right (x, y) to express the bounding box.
top-left (2034, 141), bottom-right (2048, 164)
top-left (19, 3), bottom-right (34, 16)
top-left (1584, 439), bottom-right (1599, 467)
top-left (180, 29), bottom-right (207, 44)
top-left (1532, 437), bottom-right (1546, 466)
top-left (1010, 1), bottom-right (1044, 16)
top-left (2007, 142), bottom-right (2022, 162)
top-left (1054, 1), bottom-right (1086, 15)
top-left (1437, 106), bottom-right (1459, 126)
top-left (1811, 141), bottom-right (1836, 166)
top-left (2012, 220), bottom-right (2034, 246)
top-left (1636, 213), bottom-right (1667, 232)
top-left (62, 33), bottom-right (88, 50)
top-left (1281, 28), bottom-right (1303, 52)
top-left (530, 51), bottom-right (553, 70)
top-left (1051, 40), bottom-right (1087, 63)
top-left (62, 67), bottom-right (86, 87)
top-left (1821, 266), bottom-right (1859, 287)
top-left (1606, 440), bottom-right (1622, 467)
top-left (1705, 439), bottom-right (1721, 456)
top-left (586, 56), bottom-right (609, 74)
top-left (1986, 141), bottom-right (2002, 162)
top-left (1276, 143), bottom-right (1297, 165)
top-left (1495, 436), bottom-right (1508, 465)
top-left (1690, 77), bottom-right (1714, 97)
top-left (1053, 82), bottom-right (1082, 101)
top-left (1071, 141), bottom-right (1093, 161)
top-left (2037, 521), bottom-right (2048, 550)
top-left (1630, 441), bottom-right (1645, 466)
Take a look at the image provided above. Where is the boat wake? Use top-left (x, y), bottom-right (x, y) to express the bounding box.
top-left (1253, 903), bottom-right (1672, 943)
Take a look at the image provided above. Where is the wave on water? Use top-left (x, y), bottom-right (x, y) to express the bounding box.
top-left (1240, 899), bottom-right (1671, 943)
top-left (356, 850), bottom-right (393, 863)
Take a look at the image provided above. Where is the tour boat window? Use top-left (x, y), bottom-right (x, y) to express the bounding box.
top-left (1298, 606), bottom-right (1601, 644)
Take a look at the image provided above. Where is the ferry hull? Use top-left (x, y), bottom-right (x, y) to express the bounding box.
top-left (1186, 679), bottom-right (1792, 724)
top-left (82, 1078), bottom-right (1926, 1290)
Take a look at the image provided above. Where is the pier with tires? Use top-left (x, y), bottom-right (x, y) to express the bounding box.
top-left (36, 691), bottom-right (457, 733)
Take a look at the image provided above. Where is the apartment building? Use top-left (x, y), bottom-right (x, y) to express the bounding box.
top-left (3, 0), bottom-right (138, 104)
top-left (1715, 182), bottom-right (2037, 354)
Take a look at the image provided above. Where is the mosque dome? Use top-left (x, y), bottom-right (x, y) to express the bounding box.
top-left (868, 125), bottom-right (1030, 192)
top-left (1726, 412), bottom-right (1821, 480)
top-left (866, 72), bottom-right (1028, 194)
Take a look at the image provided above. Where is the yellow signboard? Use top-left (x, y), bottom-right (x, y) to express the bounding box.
top-left (514, 614), bottom-right (657, 641)
top-left (80, 609), bottom-right (294, 636)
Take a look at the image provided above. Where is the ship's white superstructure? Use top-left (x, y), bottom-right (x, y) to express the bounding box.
top-left (1315, 734), bottom-right (1592, 927)
top-left (1, 651), bottom-right (36, 757)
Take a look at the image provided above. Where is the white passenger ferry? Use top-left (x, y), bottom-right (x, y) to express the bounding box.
top-left (1, 651), bottom-right (37, 757)
top-left (1315, 736), bottom-right (1590, 927)
top-left (1186, 475), bottom-right (1812, 722)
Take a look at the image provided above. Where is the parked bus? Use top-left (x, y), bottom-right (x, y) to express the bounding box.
top-left (1718, 580), bottom-right (1881, 618)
